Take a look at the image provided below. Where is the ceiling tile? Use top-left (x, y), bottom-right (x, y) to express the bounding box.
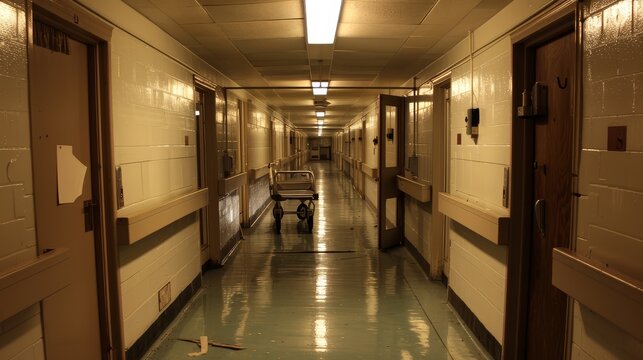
top-left (203, 1), bottom-right (302, 23)
top-left (341, 0), bottom-right (435, 25)
top-left (337, 23), bottom-right (416, 39)
top-left (335, 38), bottom-right (405, 52)
top-left (218, 19), bottom-right (304, 39)
top-left (233, 38), bottom-right (306, 53)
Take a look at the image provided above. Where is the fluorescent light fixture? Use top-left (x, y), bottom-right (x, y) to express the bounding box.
top-left (312, 81), bottom-right (329, 96)
top-left (316, 111), bottom-right (325, 117)
top-left (317, 119), bottom-right (324, 125)
top-left (313, 87), bottom-right (328, 96)
top-left (305, 0), bottom-right (342, 44)
top-left (318, 129), bottom-right (323, 136)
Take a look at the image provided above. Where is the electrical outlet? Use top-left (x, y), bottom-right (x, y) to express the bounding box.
top-left (158, 282), bottom-right (171, 311)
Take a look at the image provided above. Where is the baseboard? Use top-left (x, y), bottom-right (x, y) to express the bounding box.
top-left (448, 287), bottom-right (502, 360)
top-left (440, 272), bottom-right (448, 287)
top-left (247, 197), bottom-right (273, 228)
top-left (125, 275), bottom-right (201, 360)
top-left (402, 236), bottom-right (431, 279)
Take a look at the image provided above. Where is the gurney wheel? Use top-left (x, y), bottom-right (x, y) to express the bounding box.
top-left (296, 203), bottom-right (308, 220)
top-left (307, 215), bottom-right (313, 233)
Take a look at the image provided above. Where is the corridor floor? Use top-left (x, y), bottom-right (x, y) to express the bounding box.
top-left (145, 161), bottom-right (490, 360)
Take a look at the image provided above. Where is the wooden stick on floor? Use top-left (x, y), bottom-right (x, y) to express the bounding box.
top-left (174, 338), bottom-right (245, 351)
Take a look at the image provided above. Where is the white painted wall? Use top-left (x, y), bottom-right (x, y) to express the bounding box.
top-left (573, 0), bottom-right (643, 357)
top-left (0, 1), bottom-right (44, 358)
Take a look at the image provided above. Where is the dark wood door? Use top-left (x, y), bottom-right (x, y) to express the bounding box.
top-left (378, 95), bottom-right (405, 249)
top-left (526, 32), bottom-right (574, 359)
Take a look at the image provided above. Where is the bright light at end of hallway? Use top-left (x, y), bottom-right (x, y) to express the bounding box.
top-left (305, 0), bottom-right (342, 44)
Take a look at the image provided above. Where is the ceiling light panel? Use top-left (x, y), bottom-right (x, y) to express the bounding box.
top-left (305, 0), bottom-right (343, 44)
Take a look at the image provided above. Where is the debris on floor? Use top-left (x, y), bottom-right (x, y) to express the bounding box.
top-left (175, 337), bottom-right (246, 352)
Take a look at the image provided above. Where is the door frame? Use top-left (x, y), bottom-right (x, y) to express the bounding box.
top-left (504, 1), bottom-right (580, 358)
top-left (429, 74), bottom-right (451, 280)
top-left (29, 0), bottom-right (122, 358)
top-left (377, 94), bottom-right (406, 250)
top-left (194, 76), bottom-right (220, 266)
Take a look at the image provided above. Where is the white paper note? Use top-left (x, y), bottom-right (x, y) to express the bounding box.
top-left (56, 145), bottom-right (87, 204)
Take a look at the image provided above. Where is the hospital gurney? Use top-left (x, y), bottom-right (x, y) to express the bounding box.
top-left (268, 163), bottom-right (319, 234)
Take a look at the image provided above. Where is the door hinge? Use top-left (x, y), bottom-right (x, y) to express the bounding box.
top-left (83, 200), bottom-right (97, 232)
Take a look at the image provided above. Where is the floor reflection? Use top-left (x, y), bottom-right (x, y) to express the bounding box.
top-left (145, 161), bottom-right (489, 360)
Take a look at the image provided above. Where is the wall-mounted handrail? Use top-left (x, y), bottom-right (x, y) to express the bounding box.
top-left (361, 162), bottom-right (378, 181)
top-left (552, 248), bottom-right (643, 341)
top-left (438, 192), bottom-right (509, 245)
top-left (218, 172), bottom-right (247, 196)
top-left (249, 164), bottom-right (270, 182)
top-left (397, 175), bottom-right (432, 203)
top-left (0, 248), bottom-right (70, 322)
top-left (117, 188), bottom-right (209, 245)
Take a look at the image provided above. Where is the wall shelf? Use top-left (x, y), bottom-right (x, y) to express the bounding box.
top-left (397, 176), bottom-right (432, 203)
top-left (249, 164), bottom-right (269, 182)
top-left (0, 248), bottom-right (70, 322)
top-left (552, 248), bottom-right (643, 341)
top-left (218, 172), bottom-right (247, 195)
top-left (117, 188), bottom-right (209, 245)
top-left (361, 163), bottom-right (378, 180)
top-left (438, 192), bottom-right (509, 245)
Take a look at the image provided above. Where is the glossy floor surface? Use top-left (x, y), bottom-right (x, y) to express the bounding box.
top-left (145, 161), bottom-right (489, 359)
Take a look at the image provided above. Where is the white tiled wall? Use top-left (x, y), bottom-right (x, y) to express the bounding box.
top-left (447, 37), bottom-right (511, 344)
top-left (247, 106), bottom-right (271, 169)
top-left (0, 0), bottom-right (44, 358)
top-left (573, 0), bottom-right (643, 357)
top-left (111, 28), bottom-right (201, 348)
top-left (247, 105), bottom-right (271, 220)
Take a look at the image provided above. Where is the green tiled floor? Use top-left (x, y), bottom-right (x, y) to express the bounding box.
top-left (145, 162), bottom-right (489, 359)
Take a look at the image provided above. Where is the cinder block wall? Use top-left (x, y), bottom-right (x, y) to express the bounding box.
top-left (573, 0), bottom-right (643, 358)
top-left (0, 1), bottom-right (45, 358)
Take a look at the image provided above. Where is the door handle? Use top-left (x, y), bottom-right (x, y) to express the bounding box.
top-left (534, 198), bottom-right (545, 238)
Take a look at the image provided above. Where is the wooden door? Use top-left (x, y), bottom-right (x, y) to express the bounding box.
top-left (526, 32), bottom-right (574, 359)
top-left (378, 95), bottom-right (405, 249)
top-left (30, 35), bottom-right (102, 358)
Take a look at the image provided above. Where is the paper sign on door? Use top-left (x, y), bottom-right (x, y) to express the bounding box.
top-left (56, 145), bottom-right (87, 204)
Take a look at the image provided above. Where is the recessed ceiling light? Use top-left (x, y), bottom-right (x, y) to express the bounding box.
top-left (316, 111), bottom-right (325, 117)
top-left (305, 0), bottom-right (343, 44)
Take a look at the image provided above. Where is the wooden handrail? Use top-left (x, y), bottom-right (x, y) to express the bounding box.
top-left (438, 192), bottom-right (509, 245)
top-left (552, 248), bottom-right (643, 341)
top-left (117, 188), bottom-right (209, 245)
top-left (397, 176), bottom-right (432, 203)
top-left (0, 249), bottom-right (70, 322)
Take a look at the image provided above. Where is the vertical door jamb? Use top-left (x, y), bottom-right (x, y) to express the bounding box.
top-left (504, 2), bottom-right (578, 358)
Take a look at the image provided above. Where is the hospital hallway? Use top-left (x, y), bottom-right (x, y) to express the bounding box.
top-left (145, 161), bottom-right (489, 360)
